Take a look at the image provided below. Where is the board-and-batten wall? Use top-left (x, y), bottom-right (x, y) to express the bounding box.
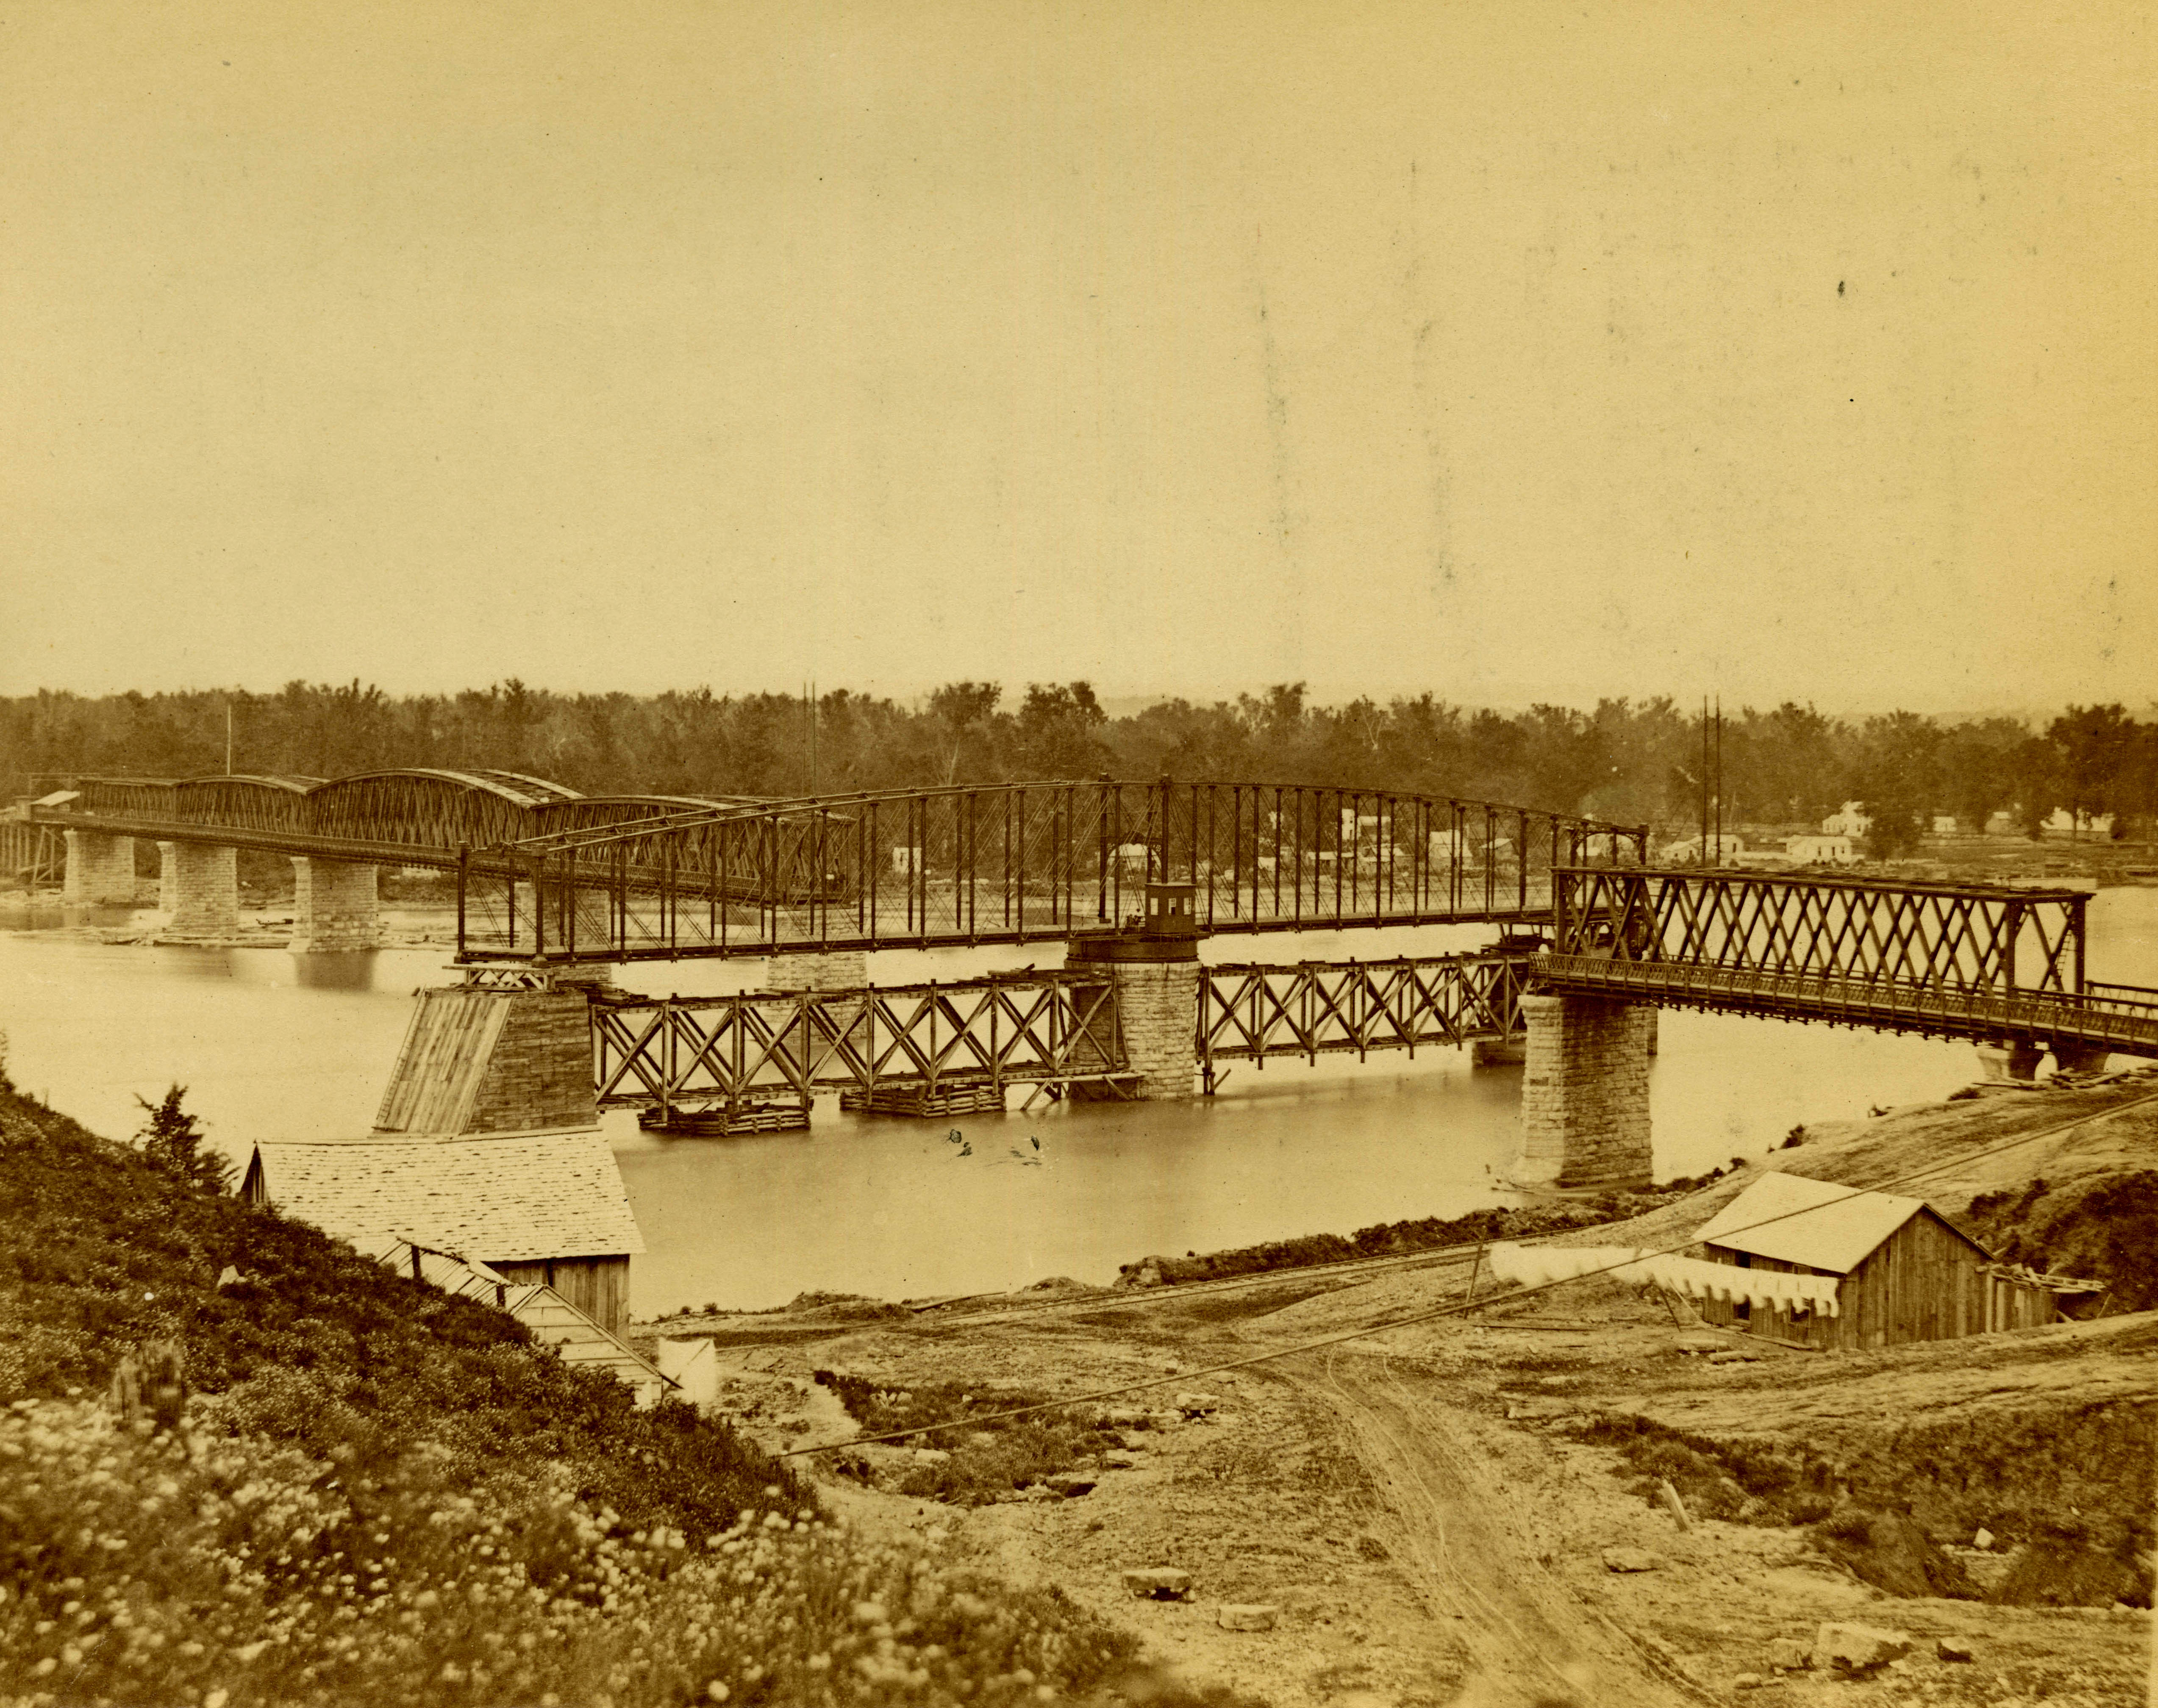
top-left (1694, 1211), bottom-right (2027, 1351)
top-left (491, 1255), bottom-right (631, 1336)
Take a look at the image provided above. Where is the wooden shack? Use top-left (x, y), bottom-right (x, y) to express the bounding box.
top-left (1690, 1171), bottom-right (2060, 1351)
top-left (243, 1131), bottom-right (643, 1334)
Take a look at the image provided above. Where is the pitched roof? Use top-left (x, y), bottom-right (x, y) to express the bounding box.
top-left (1691, 1170), bottom-right (1983, 1274)
top-left (247, 1131), bottom-right (643, 1262)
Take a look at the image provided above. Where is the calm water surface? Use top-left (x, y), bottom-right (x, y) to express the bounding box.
top-left (3, 892), bottom-right (2153, 1314)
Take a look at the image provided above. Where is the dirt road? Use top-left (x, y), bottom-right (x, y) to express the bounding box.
top-left (1293, 1348), bottom-right (1698, 1708)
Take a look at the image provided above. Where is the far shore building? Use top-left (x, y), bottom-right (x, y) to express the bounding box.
top-left (1785, 833), bottom-right (1856, 865)
top-left (1689, 1172), bottom-right (2088, 1351)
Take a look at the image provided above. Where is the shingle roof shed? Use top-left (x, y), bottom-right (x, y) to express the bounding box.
top-left (1691, 1170), bottom-right (1986, 1275)
top-left (244, 1131), bottom-right (643, 1262)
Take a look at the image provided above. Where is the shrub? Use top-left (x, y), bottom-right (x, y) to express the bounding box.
top-left (1565, 1413), bottom-right (1836, 1526)
top-left (0, 1397), bottom-right (1151, 1705)
top-left (134, 1084), bottom-right (231, 1197)
top-left (1964, 1170), bottom-right (2158, 1310)
top-left (811, 1373), bottom-right (1123, 1506)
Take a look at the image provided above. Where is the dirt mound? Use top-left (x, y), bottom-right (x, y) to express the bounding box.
top-left (1994, 1539), bottom-right (2152, 1608)
top-left (1812, 1507), bottom-right (1978, 1599)
top-left (1965, 1170), bottom-right (2158, 1309)
top-left (784, 1290), bottom-right (910, 1322)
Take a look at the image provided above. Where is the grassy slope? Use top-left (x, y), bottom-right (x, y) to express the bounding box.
top-left (0, 1087), bottom-right (1166, 1707)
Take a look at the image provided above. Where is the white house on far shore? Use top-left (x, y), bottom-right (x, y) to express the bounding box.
top-left (1786, 834), bottom-right (1856, 865)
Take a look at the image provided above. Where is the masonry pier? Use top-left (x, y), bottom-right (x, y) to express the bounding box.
top-left (1064, 881), bottom-right (1201, 1101)
top-left (167, 845), bottom-right (239, 937)
top-left (2048, 1041), bottom-right (2113, 1075)
top-left (375, 978), bottom-right (603, 1139)
top-left (288, 857), bottom-right (381, 952)
top-left (1974, 1041), bottom-right (2046, 1082)
top-left (156, 841), bottom-right (180, 917)
top-left (766, 949), bottom-right (869, 991)
top-left (1511, 992), bottom-right (1655, 1190)
top-left (62, 829), bottom-right (137, 905)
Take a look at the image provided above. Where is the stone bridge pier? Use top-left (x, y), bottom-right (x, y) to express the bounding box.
top-left (164, 844), bottom-right (239, 937)
top-left (1508, 992), bottom-right (1655, 1190)
top-left (374, 975), bottom-right (605, 1139)
top-left (763, 949), bottom-right (869, 991)
top-left (62, 829), bottom-right (138, 905)
top-left (1067, 934), bottom-right (1199, 1102)
top-left (289, 857), bottom-right (380, 952)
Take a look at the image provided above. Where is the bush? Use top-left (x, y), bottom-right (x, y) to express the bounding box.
top-left (1565, 1413), bottom-right (1836, 1526)
top-left (0, 1398), bottom-right (1151, 1705)
top-left (1964, 1170), bottom-right (2158, 1310)
top-left (811, 1373), bottom-right (1124, 1506)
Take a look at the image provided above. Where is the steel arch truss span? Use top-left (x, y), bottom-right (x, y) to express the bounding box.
top-left (1198, 953), bottom-right (1533, 1078)
top-left (1544, 866), bottom-right (2158, 1057)
top-left (589, 972), bottom-right (1131, 1116)
top-left (461, 780), bottom-right (1641, 962)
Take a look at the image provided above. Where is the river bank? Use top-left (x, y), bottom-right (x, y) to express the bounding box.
top-left (643, 1072), bottom-right (2158, 1706)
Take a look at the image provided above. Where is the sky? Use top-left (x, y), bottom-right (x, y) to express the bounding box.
top-left (3, 1), bottom-right (2152, 714)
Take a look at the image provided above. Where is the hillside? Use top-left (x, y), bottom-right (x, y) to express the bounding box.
top-left (0, 1084), bottom-right (1179, 1707)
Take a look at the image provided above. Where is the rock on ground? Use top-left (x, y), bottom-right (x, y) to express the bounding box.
top-left (1815, 1622), bottom-right (1912, 1673)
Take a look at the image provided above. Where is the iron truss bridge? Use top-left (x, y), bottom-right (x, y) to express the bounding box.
top-left (5, 768), bottom-right (1645, 959)
top-left (1545, 866), bottom-right (2158, 1057)
top-left (1197, 952), bottom-right (1532, 1090)
top-left (589, 970), bottom-right (1133, 1120)
top-left (585, 949), bottom-right (1543, 1120)
top-left (460, 780), bottom-right (1639, 962)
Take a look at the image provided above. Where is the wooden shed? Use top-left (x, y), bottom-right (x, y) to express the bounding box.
top-left (243, 1130), bottom-right (643, 1334)
top-left (1689, 1171), bottom-right (2057, 1351)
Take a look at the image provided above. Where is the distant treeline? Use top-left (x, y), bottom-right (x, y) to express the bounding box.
top-left (4, 682), bottom-right (2152, 850)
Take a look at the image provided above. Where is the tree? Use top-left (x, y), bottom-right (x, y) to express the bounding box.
top-left (1013, 683), bottom-right (1109, 778)
top-left (1852, 712), bottom-right (1940, 860)
top-left (927, 682), bottom-right (1005, 784)
top-left (1937, 716), bottom-right (2030, 837)
top-left (135, 1084), bottom-right (230, 1195)
top-left (2047, 704), bottom-right (2140, 837)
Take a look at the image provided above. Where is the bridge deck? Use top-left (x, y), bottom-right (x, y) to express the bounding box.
top-left (1541, 952), bottom-right (2158, 1058)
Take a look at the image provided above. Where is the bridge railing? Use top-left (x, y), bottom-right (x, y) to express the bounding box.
top-left (1540, 954), bottom-right (2158, 1057)
top-left (463, 782), bottom-right (1643, 961)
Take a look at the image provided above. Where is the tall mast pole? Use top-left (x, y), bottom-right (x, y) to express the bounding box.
top-left (1714, 696), bottom-right (1723, 862)
top-left (1700, 697), bottom-right (1710, 864)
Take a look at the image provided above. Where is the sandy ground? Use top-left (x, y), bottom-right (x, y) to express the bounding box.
top-left (642, 1073), bottom-right (2158, 1707)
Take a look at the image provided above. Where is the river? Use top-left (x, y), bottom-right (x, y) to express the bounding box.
top-left (3, 891), bottom-right (2153, 1313)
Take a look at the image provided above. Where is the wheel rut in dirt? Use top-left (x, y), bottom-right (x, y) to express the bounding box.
top-left (1295, 1348), bottom-right (1699, 1708)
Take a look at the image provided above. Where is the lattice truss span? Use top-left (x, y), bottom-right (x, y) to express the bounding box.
top-left (589, 972), bottom-right (1130, 1114)
top-left (1545, 867), bottom-right (2158, 1056)
top-left (1198, 953), bottom-right (1532, 1073)
top-left (1555, 866), bottom-right (2088, 992)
